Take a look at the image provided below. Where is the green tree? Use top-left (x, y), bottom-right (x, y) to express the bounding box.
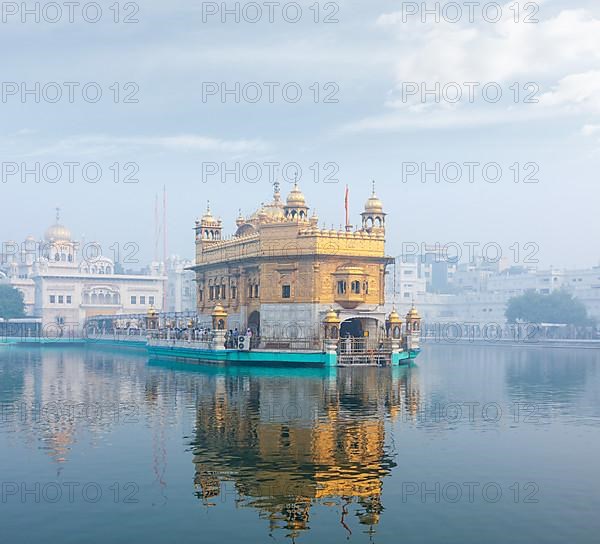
top-left (506, 290), bottom-right (591, 326)
top-left (0, 285), bottom-right (26, 319)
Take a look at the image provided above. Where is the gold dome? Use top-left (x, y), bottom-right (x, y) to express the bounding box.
top-left (44, 223), bottom-right (72, 242)
top-left (201, 206), bottom-right (214, 222)
top-left (388, 309), bottom-right (402, 324)
top-left (406, 305), bottom-right (421, 320)
top-left (364, 183), bottom-right (384, 214)
top-left (286, 181), bottom-right (307, 207)
top-left (248, 182), bottom-right (286, 224)
top-left (258, 202), bottom-right (285, 220)
top-left (323, 307), bottom-right (340, 324)
top-left (211, 303), bottom-right (227, 318)
top-left (201, 202), bottom-right (220, 224)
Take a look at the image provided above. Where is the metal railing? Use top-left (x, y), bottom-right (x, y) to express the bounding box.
top-left (337, 337), bottom-right (393, 366)
top-left (258, 336), bottom-right (323, 351)
top-left (148, 337), bottom-right (213, 350)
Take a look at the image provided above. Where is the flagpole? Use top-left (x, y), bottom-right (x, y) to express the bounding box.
top-left (344, 185), bottom-right (351, 232)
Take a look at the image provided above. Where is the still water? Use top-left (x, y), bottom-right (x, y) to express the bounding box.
top-left (1, 344), bottom-right (599, 543)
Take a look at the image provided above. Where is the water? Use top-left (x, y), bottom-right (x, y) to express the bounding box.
top-left (1, 344), bottom-right (599, 543)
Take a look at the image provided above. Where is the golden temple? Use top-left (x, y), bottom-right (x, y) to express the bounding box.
top-left (191, 180), bottom-right (393, 341)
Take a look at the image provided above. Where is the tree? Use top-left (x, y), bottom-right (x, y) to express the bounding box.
top-left (505, 289), bottom-right (592, 326)
top-left (0, 285), bottom-right (26, 319)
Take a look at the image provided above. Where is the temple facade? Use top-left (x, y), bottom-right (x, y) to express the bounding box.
top-left (0, 211), bottom-right (166, 331)
top-left (191, 182), bottom-right (394, 341)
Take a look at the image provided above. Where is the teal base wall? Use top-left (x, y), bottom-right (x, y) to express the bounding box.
top-left (147, 345), bottom-right (330, 366)
top-left (3, 337), bottom-right (421, 368)
top-left (392, 349), bottom-right (421, 365)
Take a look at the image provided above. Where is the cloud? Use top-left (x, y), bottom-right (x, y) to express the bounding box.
top-left (345, 5), bottom-right (600, 133)
top-left (539, 71), bottom-right (600, 114)
top-left (9, 134), bottom-right (270, 158)
top-left (379, 6), bottom-right (600, 83)
top-left (339, 105), bottom-right (552, 133)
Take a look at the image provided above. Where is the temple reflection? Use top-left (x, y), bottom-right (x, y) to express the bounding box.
top-left (190, 367), bottom-right (421, 540)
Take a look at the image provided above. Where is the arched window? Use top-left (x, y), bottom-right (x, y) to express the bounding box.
top-left (351, 281), bottom-right (361, 294)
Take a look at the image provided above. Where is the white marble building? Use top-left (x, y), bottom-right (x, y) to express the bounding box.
top-left (383, 254), bottom-right (600, 326)
top-left (0, 213), bottom-right (166, 332)
top-left (165, 256), bottom-right (196, 313)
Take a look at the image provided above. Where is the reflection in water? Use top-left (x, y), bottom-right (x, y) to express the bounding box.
top-left (189, 367), bottom-right (421, 540)
top-left (2, 345), bottom-right (600, 543)
top-left (0, 347), bottom-right (130, 464)
top-left (0, 346), bottom-right (421, 539)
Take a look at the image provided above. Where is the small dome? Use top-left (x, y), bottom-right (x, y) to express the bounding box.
top-left (258, 203), bottom-right (285, 221)
top-left (323, 307), bottom-right (340, 324)
top-left (388, 309), bottom-right (402, 323)
top-left (406, 305), bottom-right (421, 320)
top-left (211, 303), bottom-right (227, 317)
top-left (286, 181), bottom-right (306, 207)
top-left (364, 183), bottom-right (384, 214)
top-left (45, 223), bottom-right (72, 242)
top-left (201, 202), bottom-right (219, 224)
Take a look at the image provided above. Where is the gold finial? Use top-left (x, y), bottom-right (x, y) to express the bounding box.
top-left (55, 207), bottom-right (60, 222)
top-left (371, 180), bottom-right (376, 195)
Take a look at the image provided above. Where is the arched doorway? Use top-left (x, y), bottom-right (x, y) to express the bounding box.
top-left (247, 311), bottom-right (260, 337)
top-left (340, 318), bottom-right (364, 338)
top-left (340, 317), bottom-right (383, 339)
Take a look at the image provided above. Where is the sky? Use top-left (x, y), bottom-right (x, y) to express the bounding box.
top-left (1, 0), bottom-right (600, 269)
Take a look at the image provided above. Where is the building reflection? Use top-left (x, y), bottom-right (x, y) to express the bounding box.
top-left (0, 347), bottom-right (150, 464)
top-left (190, 367), bottom-right (421, 540)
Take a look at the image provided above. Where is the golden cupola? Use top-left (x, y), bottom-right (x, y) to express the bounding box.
top-left (284, 179), bottom-right (309, 221)
top-left (361, 181), bottom-right (386, 232)
top-left (196, 202), bottom-right (222, 241)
